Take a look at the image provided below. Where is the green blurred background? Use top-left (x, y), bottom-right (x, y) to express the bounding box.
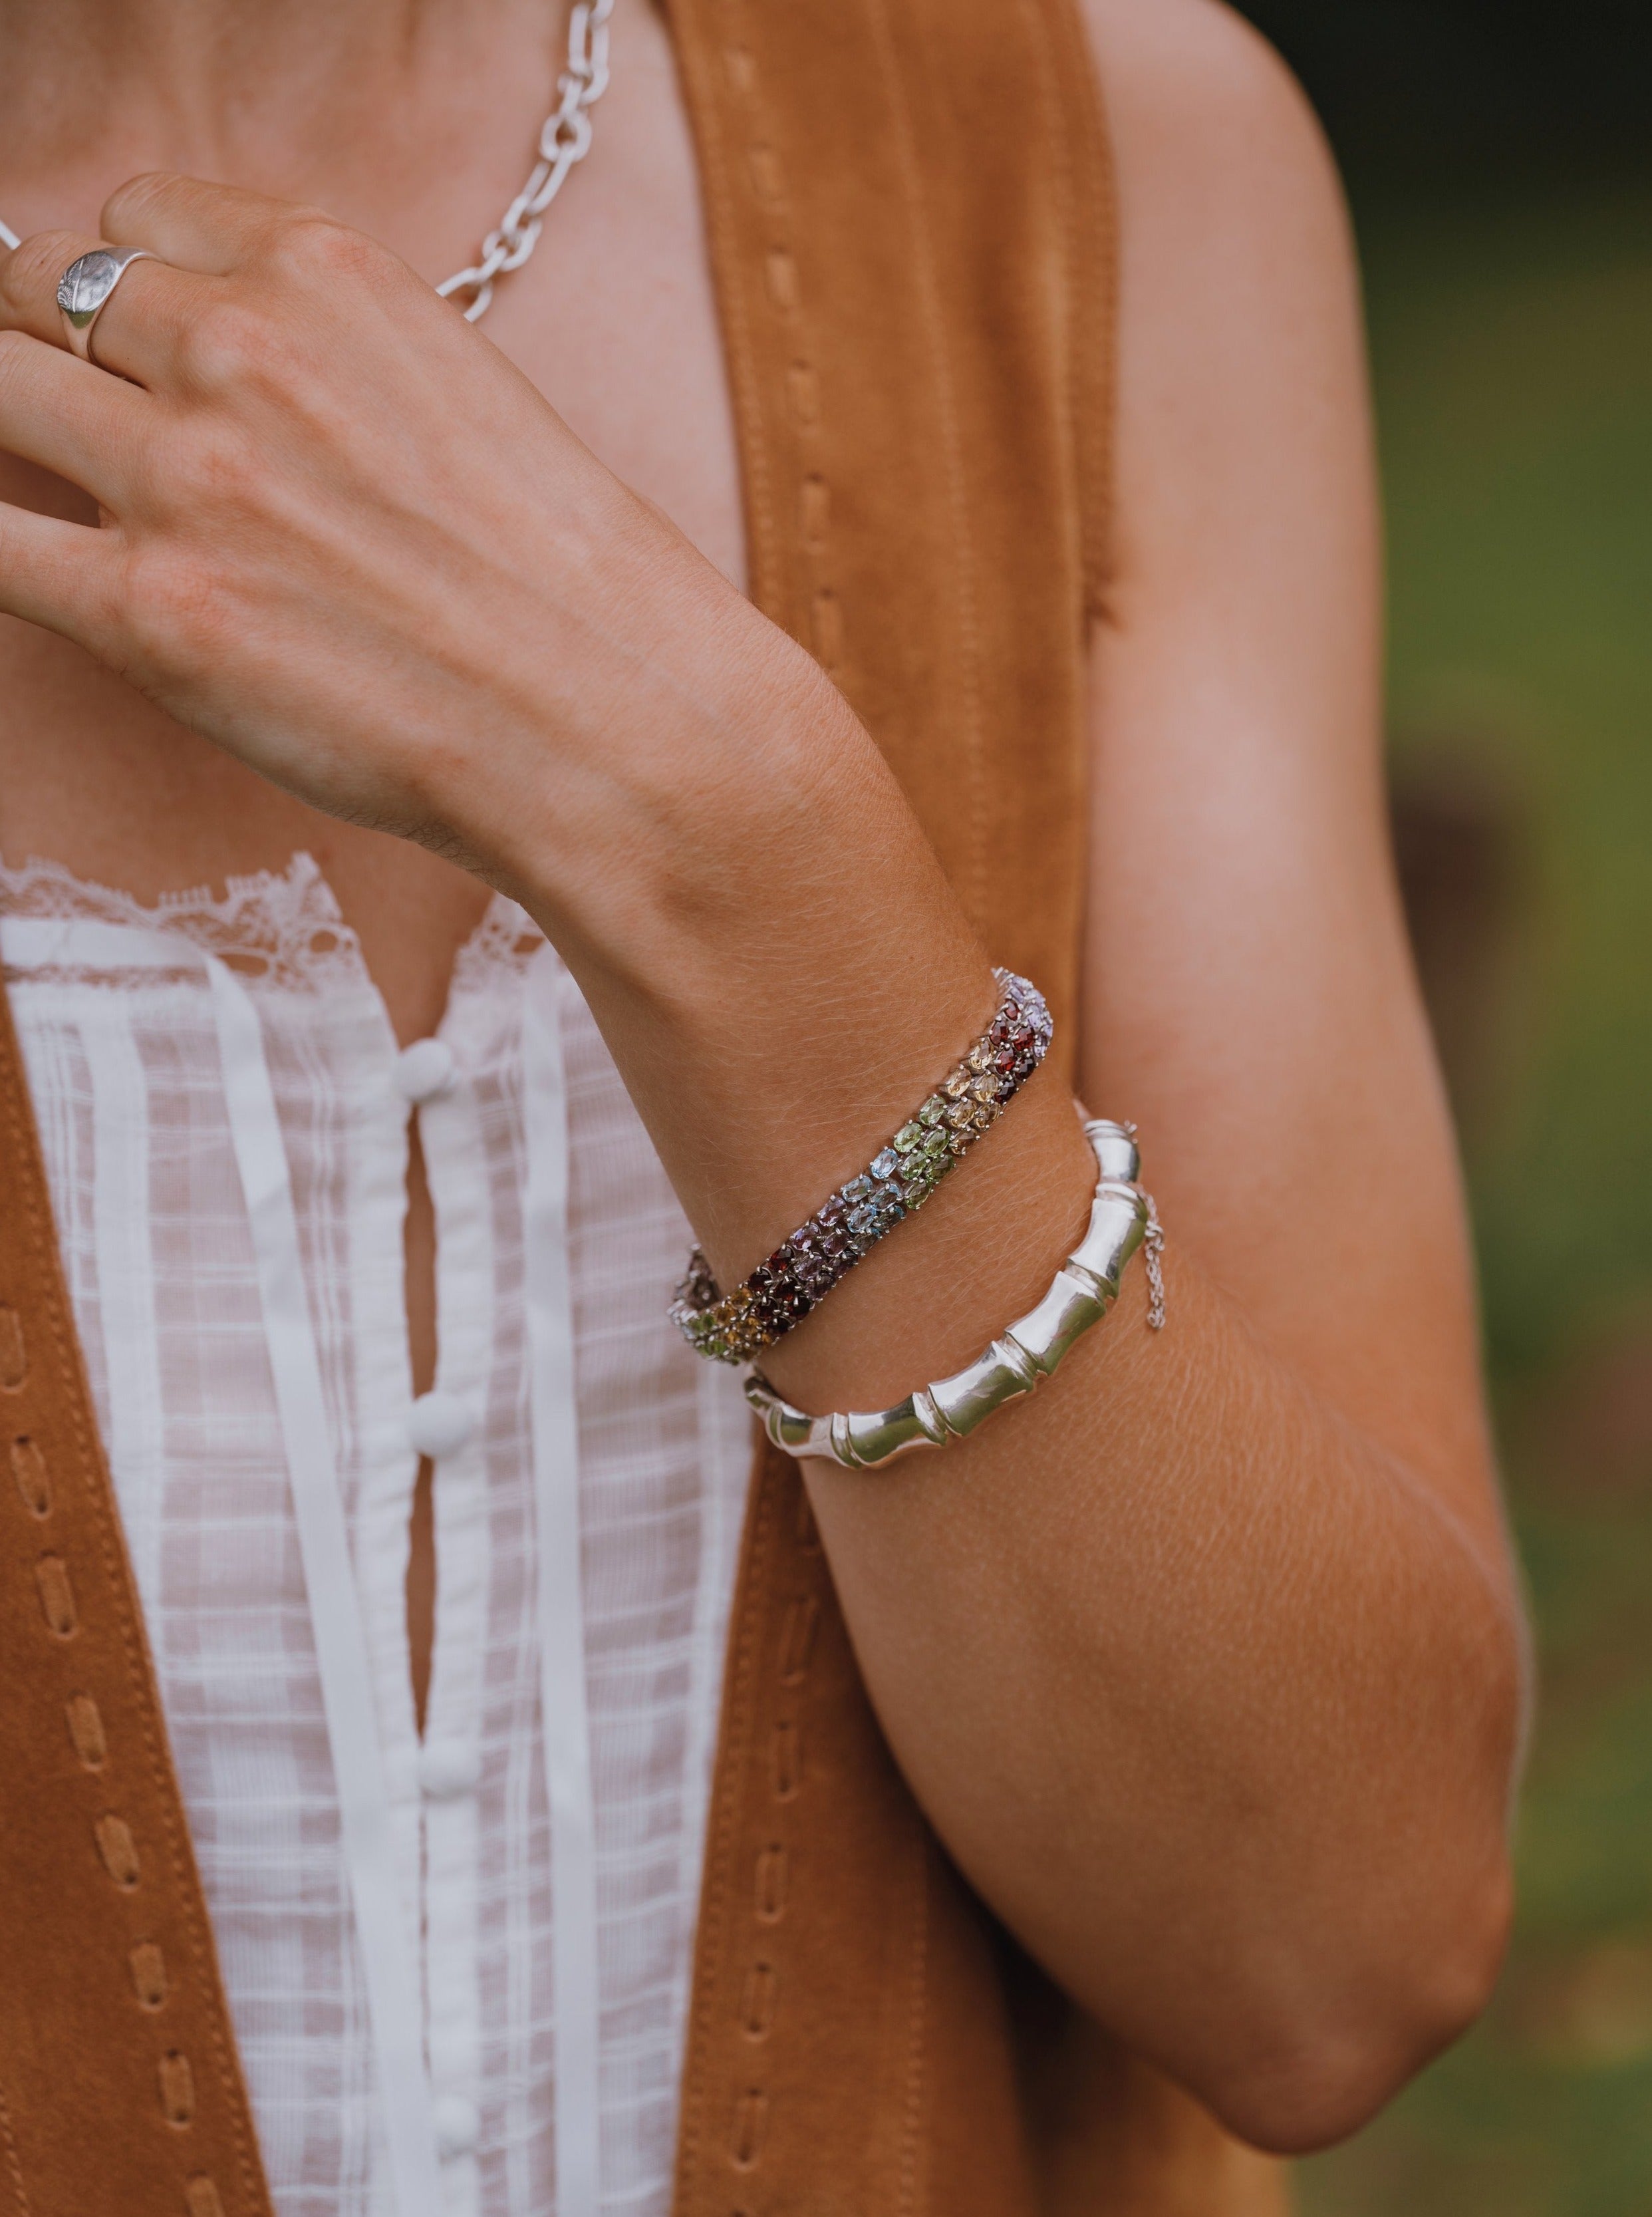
top-left (1226, 3), bottom-right (1652, 2209)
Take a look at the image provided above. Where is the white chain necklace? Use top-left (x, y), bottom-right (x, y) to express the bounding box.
top-left (0, 0), bottom-right (613, 323)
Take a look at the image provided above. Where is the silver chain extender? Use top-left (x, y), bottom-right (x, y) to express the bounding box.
top-left (1142, 1193), bottom-right (1167, 1330)
top-left (1121, 1123), bottom-right (1167, 1330)
top-left (0, 0), bottom-right (614, 323)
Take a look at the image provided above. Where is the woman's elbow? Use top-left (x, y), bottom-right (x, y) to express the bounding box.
top-left (1199, 1849), bottom-right (1516, 2156)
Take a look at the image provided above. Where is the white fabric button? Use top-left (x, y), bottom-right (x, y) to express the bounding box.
top-left (407, 1390), bottom-right (474, 1460)
top-left (394, 1036), bottom-right (456, 1105)
top-left (418, 1738), bottom-right (482, 1802)
top-left (433, 2093), bottom-right (481, 2160)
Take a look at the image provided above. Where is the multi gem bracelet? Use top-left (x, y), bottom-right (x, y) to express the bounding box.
top-left (746, 1118), bottom-right (1166, 1470)
top-left (669, 969), bottom-right (1052, 1364)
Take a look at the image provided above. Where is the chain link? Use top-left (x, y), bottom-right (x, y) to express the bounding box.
top-left (1117, 1123), bottom-right (1167, 1330)
top-left (436, 0), bottom-right (615, 321)
top-left (0, 0), bottom-right (614, 321)
top-left (1142, 1195), bottom-right (1168, 1331)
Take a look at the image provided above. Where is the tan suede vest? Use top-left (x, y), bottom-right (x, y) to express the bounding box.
top-left (0, 0), bottom-right (1287, 2209)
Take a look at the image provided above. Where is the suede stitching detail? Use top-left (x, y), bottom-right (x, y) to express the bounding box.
top-left (10, 1438), bottom-right (50, 1519)
top-left (670, 5), bottom-right (781, 620)
top-left (671, 1448), bottom-right (828, 2210)
top-left (95, 1813), bottom-right (142, 1890)
top-left (0, 1000), bottom-right (266, 2216)
top-left (1015, 0), bottom-right (1083, 639)
top-left (66, 1692), bottom-right (108, 1769)
top-left (767, 1717), bottom-right (801, 1801)
top-left (132, 1941), bottom-right (170, 2011)
top-left (896, 1837), bottom-right (931, 2217)
top-left (752, 1843), bottom-right (786, 1924)
top-left (0, 2083), bottom-right (30, 2217)
top-left (797, 476), bottom-right (829, 553)
top-left (7, 1308), bottom-right (217, 2194)
top-left (663, 11), bottom-right (847, 2198)
top-left (775, 1594), bottom-right (817, 1686)
top-left (719, 1473), bottom-right (827, 2196)
top-left (0, 1309), bottom-right (25, 1394)
top-left (861, 0), bottom-right (989, 934)
top-left (1037, 0), bottom-right (1121, 617)
top-left (738, 1), bottom-right (843, 667)
top-left (670, 1454), bottom-right (776, 2208)
top-left (728, 2086), bottom-right (767, 2170)
top-left (710, 0), bottom-right (847, 691)
top-left (738, 1960), bottom-right (776, 2041)
top-left (724, 1470), bottom-right (822, 2194)
top-left (33, 1553), bottom-right (76, 1637)
top-left (160, 2051), bottom-right (198, 2129)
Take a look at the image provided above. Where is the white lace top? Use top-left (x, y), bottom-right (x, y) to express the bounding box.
top-left (0, 854), bottom-right (754, 2217)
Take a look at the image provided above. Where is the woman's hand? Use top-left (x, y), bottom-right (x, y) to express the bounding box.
top-left (0, 172), bottom-right (1004, 1286)
top-left (0, 176), bottom-right (875, 954)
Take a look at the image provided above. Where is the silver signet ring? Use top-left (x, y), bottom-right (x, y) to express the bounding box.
top-left (57, 246), bottom-right (158, 363)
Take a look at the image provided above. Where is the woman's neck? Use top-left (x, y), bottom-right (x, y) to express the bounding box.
top-left (0, 0), bottom-right (558, 257)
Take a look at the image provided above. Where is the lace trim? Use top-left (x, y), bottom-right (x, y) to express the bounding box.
top-left (0, 851), bottom-right (368, 994)
top-left (450, 891), bottom-right (545, 999)
top-left (0, 853), bottom-right (543, 1001)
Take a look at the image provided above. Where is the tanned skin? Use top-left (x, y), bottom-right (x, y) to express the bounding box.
top-left (0, 0), bottom-right (1524, 2152)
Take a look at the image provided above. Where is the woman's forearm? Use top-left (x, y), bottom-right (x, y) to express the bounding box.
top-left (781, 1188), bottom-right (1521, 2153)
top-left (473, 545), bottom-right (1521, 2158)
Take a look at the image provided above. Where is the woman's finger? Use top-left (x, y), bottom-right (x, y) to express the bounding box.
top-left (102, 172), bottom-right (327, 277)
top-left (0, 328), bottom-right (152, 508)
top-left (0, 494), bottom-right (118, 640)
top-left (0, 232), bottom-right (231, 393)
top-left (0, 226), bottom-right (185, 386)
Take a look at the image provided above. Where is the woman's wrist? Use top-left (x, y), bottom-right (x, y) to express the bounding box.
top-left (438, 554), bottom-right (1009, 1294)
top-left (426, 484), bottom-right (1004, 1231)
top-left (422, 518), bottom-right (867, 974)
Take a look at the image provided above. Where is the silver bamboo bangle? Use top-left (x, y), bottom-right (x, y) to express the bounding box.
top-left (745, 1118), bottom-right (1167, 1471)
